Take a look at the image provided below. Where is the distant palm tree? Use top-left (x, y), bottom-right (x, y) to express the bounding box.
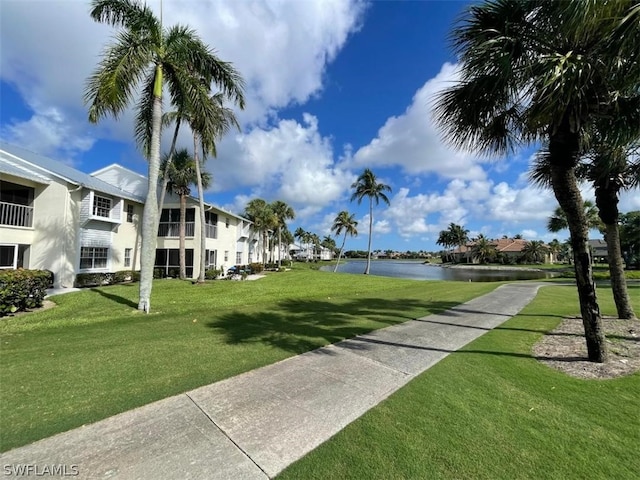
top-left (521, 241), bottom-right (549, 264)
top-left (160, 149), bottom-right (210, 279)
top-left (271, 201), bottom-right (295, 268)
top-left (351, 169), bottom-right (392, 274)
top-left (548, 239), bottom-right (562, 264)
top-left (436, 230), bottom-right (454, 263)
top-left (245, 199), bottom-right (277, 266)
top-left (546, 200), bottom-right (602, 234)
top-left (85, 0), bottom-right (244, 311)
top-left (331, 211), bottom-right (358, 272)
top-left (471, 235), bottom-right (496, 264)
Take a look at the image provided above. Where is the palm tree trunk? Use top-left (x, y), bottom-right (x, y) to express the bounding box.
top-left (179, 193), bottom-right (186, 280)
top-left (603, 222), bottom-right (635, 319)
top-left (549, 138), bottom-right (607, 362)
top-left (194, 134), bottom-right (206, 283)
top-left (158, 118), bottom-right (181, 213)
top-left (365, 199), bottom-right (373, 274)
top-left (277, 227), bottom-right (282, 268)
top-left (138, 65), bottom-right (163, 313)
top-left (595, 185), bottom-right (636, 319)
top-left (334, 234), bottom-right (347, 272)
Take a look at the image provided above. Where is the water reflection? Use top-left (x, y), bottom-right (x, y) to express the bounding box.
top-left (321, 260), bottom-right (555, 282)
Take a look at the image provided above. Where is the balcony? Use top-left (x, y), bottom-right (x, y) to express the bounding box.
top-left (158, 221), bottom-right (194, 237)
top-left (0, 201), bottom-right (33, 228)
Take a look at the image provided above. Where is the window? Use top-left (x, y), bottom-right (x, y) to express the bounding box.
top-left (155, 248), bottom-right (194, 277)
top-left (205, 249), bottom-right (217, 268)
top-left (93, 195), bottom-right (111, 218)
top-left (80, 247), bottom-right (108, 269)
top-left (124, 248), bottom-right (132, 268)
top-left (224, 250), bottom-right (229, 262)
top-left (126, 204), bottom-right (134, 223)
top-left (0, 245), bottom-right (17, 269)
top-left (225, 217), bottom-right (229, 228)
top-left (236, 252), bottom-right (242, 264)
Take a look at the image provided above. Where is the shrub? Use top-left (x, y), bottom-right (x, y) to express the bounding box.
top-left (153, 268), bottom-right (164, 279)
top-left (75, 271), bottom-right (139, 288)
top-left (205, 268), bottom-right (222, 280)
top-left (249, 263), bottom-right (264, 274)
top-left (0, 269), bottom-right (51, 316)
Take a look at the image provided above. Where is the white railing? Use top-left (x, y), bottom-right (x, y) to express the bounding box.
top-left (0, 201), bottom-right (33, 228)
top-left (158, 222), bottom-right (195, 237)
top-left (205, 223), bottom-right (217, 239)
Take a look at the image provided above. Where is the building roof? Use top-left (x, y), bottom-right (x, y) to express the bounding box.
top-left (0, 142), bottom-right (145, 203)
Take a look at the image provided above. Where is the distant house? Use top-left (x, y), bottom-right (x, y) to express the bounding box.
top-left (588, 239), bottom-right (608, 263)
top-left (0, 142), bottom-right (257, 287)
top-left (451, 238), bottom-right (556, 264)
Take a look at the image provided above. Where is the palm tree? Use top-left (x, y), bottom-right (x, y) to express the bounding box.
top-left (271, 201), bottom-right (295, 268)
top-left (521, 241), bottom-right (549, 264)
top-left (160, 149), bottom-right (210, 279)
top-left (350, 168), bottom-right (392, 274)
top-left (546, 201), bottom-right (602, 235)
top-left (85, 0), bottom-right (244, 312)
top-left (433, 1), bottom-right (640, 362)
top-left (331, 211), bottom-right (358, 272)
top-left (548, 239), bottom-right (562, 264)
top-left (245, 199), bottom-right (277, 266)
top-left (436, 230), bottom-right (454, 263)
top-left (448, 223), bottom-right (470, 263)
top-left (471, 236), bottom-right (496, 264)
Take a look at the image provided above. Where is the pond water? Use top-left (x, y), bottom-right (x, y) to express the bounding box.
top-left (321, 260), bottom-right (555, 282)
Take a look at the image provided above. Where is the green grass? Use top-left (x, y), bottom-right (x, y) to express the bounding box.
top-left (0, 270), bottom-right (497, 452)
top-left (278, 284), bottom-right (640, 480)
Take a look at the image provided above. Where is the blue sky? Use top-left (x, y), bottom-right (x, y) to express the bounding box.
top-left (1, 0), bottom-right (637, 252)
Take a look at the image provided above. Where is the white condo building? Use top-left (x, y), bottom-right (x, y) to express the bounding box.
top-left (0, 142), bottom-right (259, 288)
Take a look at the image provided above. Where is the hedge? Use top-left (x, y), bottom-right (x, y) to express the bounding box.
top-left (75, 271), bottom-right (140, 288)
top-left (0, 269), bottom-right (52, 317)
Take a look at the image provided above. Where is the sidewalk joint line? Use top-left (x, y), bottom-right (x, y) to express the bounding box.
top-left (184, 393), bottom-right (270, 479)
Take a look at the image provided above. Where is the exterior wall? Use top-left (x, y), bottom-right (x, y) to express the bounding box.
top-left (109, 199), bottom-right (143, 272)
top-left (0, 173), bottom-right (79, 287)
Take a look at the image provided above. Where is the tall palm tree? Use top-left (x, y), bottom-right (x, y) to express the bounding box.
top-left (245, 199), bottom-right (277, 266)
top-left (85, 0), bottom-right (244, 312)
top-left (160, 149), bottom-right (211, 279)
top-left (271, 201), bottom-right (295, 268)
top-left (331, 211), bottom-right (358, 272)
top-left (350, 168), bottom-right (392, 274)
top-left (448, 223), bottom-right (470, 263)
top-left (436, 229), bottom-right (454, 263)
top-left (434, 0), bottom-right (640, 362)
top-left (548, 239), bottom-right (562, 264)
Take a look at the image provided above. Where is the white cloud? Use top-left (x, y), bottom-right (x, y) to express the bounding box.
top-left (0, 0), bottom-right (365, 156)
top-left (350, 62), bottom-right (491, 181)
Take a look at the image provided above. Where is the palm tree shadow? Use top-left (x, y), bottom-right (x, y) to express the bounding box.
top-left (90, 288), bottom-right (138, 308)
top-left (207, 297), bottom-right (462, 354)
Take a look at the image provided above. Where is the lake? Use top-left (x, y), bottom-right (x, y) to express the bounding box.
top-left (321, 260), bottom-right (556, 282)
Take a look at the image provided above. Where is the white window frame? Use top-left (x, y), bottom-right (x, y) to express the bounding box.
top-left (0, 244), bottom-right (18, 270)
top-left (224, 250), bottom-right (229, 262)
top-left (93, 195), bottom-right (112, 218)
top-left (80, 247), bottom-right (109, 270)
top-left (126, 204), bottom-right (134, 223)
top-left (124, 248), bottom-right (132, 268)
top-left (236, 251), bottom-right (242, 265)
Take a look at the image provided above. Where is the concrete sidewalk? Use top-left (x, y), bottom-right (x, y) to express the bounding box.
top-left (1, 283), bottom-right (545, 479)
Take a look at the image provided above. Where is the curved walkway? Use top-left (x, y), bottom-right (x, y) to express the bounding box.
top-left (1, 283), bottom-right (547, 479)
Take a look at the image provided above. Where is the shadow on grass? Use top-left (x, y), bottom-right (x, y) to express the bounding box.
top-left (90, 288), bottom-right (138, 308)
top-left (415, 317), bottom-right (583, 337)
top-left (206, 297), bottom-right (460, 354)
top-left (338, 336), bottom-right (587, 362)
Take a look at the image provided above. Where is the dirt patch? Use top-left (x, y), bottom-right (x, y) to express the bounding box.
top-left (533, 316), bottom-right (640, 379)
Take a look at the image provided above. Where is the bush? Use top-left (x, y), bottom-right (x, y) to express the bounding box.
top-left (205, 268), bottom-right (222, 280)
top-left (249, 263), bottom-right (264, 274)
top-left (75, 271), bottom-right (139, 288)
top-left (0, 269), bottom-right (51, 317)
top-left (153, 268), bottom-right (164, 279)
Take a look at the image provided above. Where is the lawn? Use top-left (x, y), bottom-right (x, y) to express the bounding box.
top-left (0, 269), bottom-right (497, 452)
top-left (278, 284), bottom-right (640, 480)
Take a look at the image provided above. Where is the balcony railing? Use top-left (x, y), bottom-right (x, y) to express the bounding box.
top-left (0, 201), bottom-right (33, 228)
top-left (158, 221), bottom-right (194, 237)
top-left (205, 223), bottom-right (217, 239)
